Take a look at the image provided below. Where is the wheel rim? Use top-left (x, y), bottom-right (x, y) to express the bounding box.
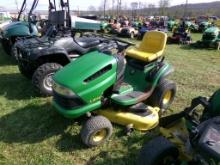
top-left (92, 129), bottom-right (107, 142)
top-left (43, 73), bottom-right (54, 91)
top-left (163, 90), bottom-right (172, 105)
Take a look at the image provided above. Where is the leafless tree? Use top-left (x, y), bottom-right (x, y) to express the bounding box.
top-left (158, 0), bottom-right (170, 16)
top-left (130, 2), bottom-right (138, 17)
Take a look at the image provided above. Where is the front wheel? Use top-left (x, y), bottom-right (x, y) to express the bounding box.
top-left (80, 116), bottom-right (113, 147)
top-left (18, 63), bottom-right (34, 79)
top-left (138, 136), bottom-right (179, 165)
top-left (216, 41), bottom-right (220, 50)
top-left (130, 32), bottom-right (135, 39)
top-left (150, 79), bottom-right (176, 112)
top-left (32, 63), bottom-right (63, 97)
top-left (1, 39), bottom-right (11, 55)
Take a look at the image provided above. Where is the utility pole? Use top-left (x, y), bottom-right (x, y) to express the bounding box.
top-left (184, 0), bottom-right (188, 17)
top-left (15, 0), bottom-right (19, 12)
top-left (118, 0), bottom-right (121, 16)
top-left (104, 0), bottom-right (107, 20)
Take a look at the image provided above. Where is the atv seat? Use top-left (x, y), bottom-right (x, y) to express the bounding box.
top-left (126, 31), bottom-right (167, 62)
top-left (77, 37), bottom-right (101, 48)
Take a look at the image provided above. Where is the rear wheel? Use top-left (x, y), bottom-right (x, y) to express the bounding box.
top-left (81, 116), bottom-right (113, 147)
top-left (32, 63), bottom-right (63, 97)
top-left (150, 79), bottom-right (176, 112)
top-left (138, 136), bottom-right (179, 165)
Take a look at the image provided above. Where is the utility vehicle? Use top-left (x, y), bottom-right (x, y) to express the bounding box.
top-left (138, 89), bottom-right (220, 165)
top-left (52, 31), bottom-right (176, 147)
top-left (16, 0), bottom-right (103, 96)
top-left (0, 0), bottom-right (40, 55)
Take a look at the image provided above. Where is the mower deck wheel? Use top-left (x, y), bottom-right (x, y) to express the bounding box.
top-left (80, 116), bottom-right (113, 147)
top-left (138, 136), bottom-right (179, 165)
top-left (32, 63), bottom-right (63, 97)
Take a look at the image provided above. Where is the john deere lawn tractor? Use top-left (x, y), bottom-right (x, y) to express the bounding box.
top-left (167, 22), bottom-right (192, 44)
top-left (0, 0), bottom-right (39, 55)
top-left (193, 26), bottom-right (220, 50)
top-left (52, 31), bottom-right (176, 147)
top-left (138, 89), bottom-right (220, 165)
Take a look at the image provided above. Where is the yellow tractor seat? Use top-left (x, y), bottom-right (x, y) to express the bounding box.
top-left (126, 31), bottom-right (167, 62)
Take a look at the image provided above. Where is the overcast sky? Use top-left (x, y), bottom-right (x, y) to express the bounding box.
top-left (0, 0), bottom-right (219, 11)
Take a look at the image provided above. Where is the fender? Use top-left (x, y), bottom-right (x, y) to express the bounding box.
top-left (150, 62), bottom-right (174, 88)
top-left (29, 46), bottom-right (71, 63)
top-left (2, 21), bottom-right (38, 38)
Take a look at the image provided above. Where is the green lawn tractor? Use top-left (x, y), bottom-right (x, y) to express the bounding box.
top-left (192, 26), bottom-right (220, 50)
top-left (52, 31), bottom-right (176, 147)
top-left (198, 21), bottom-right (211, 32)
top-left (138, 89), bottom-right (220, 165)
top-left (167, 20), bottom-right (178, 31)
top-left (0, 0), bottom-right (39, 55)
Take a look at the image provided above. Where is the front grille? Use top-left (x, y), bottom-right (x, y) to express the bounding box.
top-left (53, 92), bottom-right (85, 109)
top-left (202, 34), bottom-right (215, 40)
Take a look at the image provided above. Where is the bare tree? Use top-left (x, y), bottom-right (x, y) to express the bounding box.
top-left (158, 0), bottom-right (170, 16)
top-left (15, 0), bottom-right (19, 12)
top-left (130, 2), bottom-right (138, 17)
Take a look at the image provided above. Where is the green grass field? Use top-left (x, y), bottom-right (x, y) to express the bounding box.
top-left (0, 33), bottom-right (219, 165)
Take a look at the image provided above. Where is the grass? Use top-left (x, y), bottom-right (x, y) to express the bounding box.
top-left (0, 33), bottom-right (220, 164)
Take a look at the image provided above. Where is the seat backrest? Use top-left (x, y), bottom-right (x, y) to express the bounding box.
top-left (48, 10), bottom-right (70, 27)
top-left (138, 31), bottom-right (167, 53)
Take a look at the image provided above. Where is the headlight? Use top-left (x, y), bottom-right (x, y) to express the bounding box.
top-left (53, 83), bottom-right (75, 97)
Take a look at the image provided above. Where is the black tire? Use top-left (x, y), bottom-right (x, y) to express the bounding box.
top-left (81, 116), bottom-right (113, 147)
top-left (130, 32), bottom-right (135, 39)
top-left (138, 136), bottom-right (179, 165)
top-left (32, 63), bottom-right (63, 97)
top-left (216, 41), bottom-right (220, 50)
top-left (18, 64), bottom-right (33, 79)
top-left (150, 79), bottom-right (176, 111)
top-left (11, 44), bottom-right (18, 60)
top-left (1, 39), bottom-right (11, 55)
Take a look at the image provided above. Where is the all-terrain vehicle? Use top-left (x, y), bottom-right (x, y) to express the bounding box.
top-left (0, 0), bottom-right (40, 55)
top-left (52, 31), bottom-right (177, 147)
top-left (16, 0), bottom-right (103, 97)
top-left (138, 89), bottom-right (220, 165)
top-left (193, 26), bottom-right (220, 50)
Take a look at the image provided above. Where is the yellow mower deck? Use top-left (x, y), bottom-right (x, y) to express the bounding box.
top-left (96, 107), bottom-right (160, 131)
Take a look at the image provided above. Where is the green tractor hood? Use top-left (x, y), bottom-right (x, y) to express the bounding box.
top-left (1, 21), bottom-right (38, 38)
top-left (53, 51), bottom-right (117, 102)
top-left (204, 26), bottom-right (219, 34)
